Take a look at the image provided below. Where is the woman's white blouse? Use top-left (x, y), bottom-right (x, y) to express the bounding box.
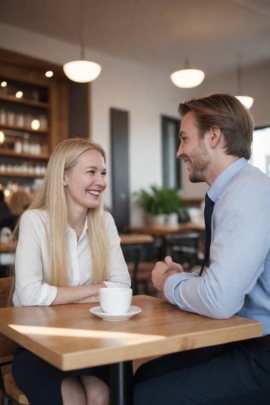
top-left (13, 209), bottom-right (131, 306)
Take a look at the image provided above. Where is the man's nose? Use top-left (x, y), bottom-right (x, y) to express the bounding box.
top-left (176, 142), bottom-right (183, 159)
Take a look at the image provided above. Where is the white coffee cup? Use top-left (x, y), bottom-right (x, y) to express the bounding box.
top-left (99, 287), bottom-right (132, 315)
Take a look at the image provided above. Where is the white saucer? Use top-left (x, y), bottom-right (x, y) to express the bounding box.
top-left (90, 305), bottom-right (141, 321)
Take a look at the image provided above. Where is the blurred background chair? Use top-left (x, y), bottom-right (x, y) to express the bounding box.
top-left (165, 232), bottom-right (202, 271)
top-left (0, 191), bottom-right (30, 279)
top-left (0, 277), bottom-right (29, 405)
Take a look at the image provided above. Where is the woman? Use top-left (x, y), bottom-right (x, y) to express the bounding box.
top-left (11, 138), bottom-right (131, 405)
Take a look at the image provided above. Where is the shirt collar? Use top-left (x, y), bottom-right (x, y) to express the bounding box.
top-left (67, 216), bottom-right (88, 241)
top-left (207, 158), bottom-right (247, 203)
top-left (79, 216), bottom-right (88, 241)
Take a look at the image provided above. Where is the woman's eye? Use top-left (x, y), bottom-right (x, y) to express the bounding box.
top-left (102, 172), bottom-right (107, 177)
top-left (88, 170), bottom-right (95, 174)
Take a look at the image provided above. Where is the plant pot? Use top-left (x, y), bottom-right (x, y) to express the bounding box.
top-left (146, 214), bottom-right (166, 225)
top-left (165, 212), bottom-right (178, 226)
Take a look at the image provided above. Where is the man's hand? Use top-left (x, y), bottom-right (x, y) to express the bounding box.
top-left (152, 256), bottom-right (183, 295)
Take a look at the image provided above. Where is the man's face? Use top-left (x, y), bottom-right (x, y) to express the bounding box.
top-left (176, 112), bottom-right (211, 183)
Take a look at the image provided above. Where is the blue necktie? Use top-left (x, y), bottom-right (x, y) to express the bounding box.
top-left (199, 194), bottom-right (215, 276)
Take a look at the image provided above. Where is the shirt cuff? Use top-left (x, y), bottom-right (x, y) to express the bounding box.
top-left (164, 272), bottom-right (198, 305)
top-left (41, 285), bottom-right (58, 306)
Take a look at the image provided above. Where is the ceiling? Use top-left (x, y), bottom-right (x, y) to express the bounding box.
top-left (0, 0), bottom-right (270, 78)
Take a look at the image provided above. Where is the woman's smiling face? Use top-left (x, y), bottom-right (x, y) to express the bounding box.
top-left (63, 148), bottom-right (107, 215)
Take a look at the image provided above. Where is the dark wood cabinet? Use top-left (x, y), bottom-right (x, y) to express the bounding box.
top-left (0, 49), bottom-right (69, 191)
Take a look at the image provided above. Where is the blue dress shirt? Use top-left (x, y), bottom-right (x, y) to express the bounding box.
top-left (164, 158), bottom-right (270, 335)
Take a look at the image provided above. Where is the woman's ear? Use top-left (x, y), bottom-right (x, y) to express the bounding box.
top-left (63, 174), bottom-right (67, 187)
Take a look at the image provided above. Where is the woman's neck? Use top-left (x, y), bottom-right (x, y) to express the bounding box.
top-left (68, 209), bottom-right (87, 241)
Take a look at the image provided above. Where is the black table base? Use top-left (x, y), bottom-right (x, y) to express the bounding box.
top-left (110, 361), bottom-right (133, 405)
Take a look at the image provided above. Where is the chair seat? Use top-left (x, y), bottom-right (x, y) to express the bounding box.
top-left (4, 373), bottom-right (29, 405)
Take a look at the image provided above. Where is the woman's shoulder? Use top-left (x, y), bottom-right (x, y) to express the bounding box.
top-left (21, 209), bottom-right (48, 225)
top-left (103, 210), bottom-right (115, 226)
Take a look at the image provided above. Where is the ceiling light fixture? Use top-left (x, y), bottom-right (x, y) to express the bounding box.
top-left (235, 63), bottom-right (253, 109)
top-left (63, 1), bottom-right (101, 83)
top-left (171, 58), bottom-right (205, 88)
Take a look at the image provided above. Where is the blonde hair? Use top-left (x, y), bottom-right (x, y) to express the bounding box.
top-left (29, 138), bottom-right (109, 286)
top-left (9, 190), bottom-right (30, 216)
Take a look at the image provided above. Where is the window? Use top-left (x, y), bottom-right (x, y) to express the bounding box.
top-left (162, 116), bottom-right (181, 188)
top-left (250, 126), bottom-right (270, 177)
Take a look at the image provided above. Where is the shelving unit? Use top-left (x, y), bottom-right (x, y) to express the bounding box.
top-left (0, 48), bottom-right (69, 192)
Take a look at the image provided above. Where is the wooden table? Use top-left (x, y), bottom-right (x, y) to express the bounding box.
top-left (119, 234), bottom-right (154, 295)
top-left (130, 221), bottom-right (205, 237)
top-left (130, 222), bottom-right (205, 261)
top-left (0, 295), bottom-right (262, 405)
top-left (0, 242), bottom-right (16, 253)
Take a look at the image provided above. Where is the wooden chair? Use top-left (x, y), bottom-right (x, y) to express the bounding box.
top-left (165, 232), bottom-right (201, 271)
top-left (0, 277), bottom-right (29, 405)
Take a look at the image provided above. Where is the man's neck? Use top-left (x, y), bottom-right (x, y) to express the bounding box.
top-left (207, 155), bottom-right (240, 186)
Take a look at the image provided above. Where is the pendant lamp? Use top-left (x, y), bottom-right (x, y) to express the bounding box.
top-left (171, 58), bottom-right (205, 88)
top-left (235, 63), bottom-right (253, 109)
top-left (63, 1), bottom-right (101, 83)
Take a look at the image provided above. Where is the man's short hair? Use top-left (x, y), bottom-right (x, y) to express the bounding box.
top-left (178, 93), bottom-right (254, 160)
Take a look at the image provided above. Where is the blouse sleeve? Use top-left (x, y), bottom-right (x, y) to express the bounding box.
top-left (103, 212), bottom-right (131, 288)
top-left (14, 210), bottom-right (57, 306)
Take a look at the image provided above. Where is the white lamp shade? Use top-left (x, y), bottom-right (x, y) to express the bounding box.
top-left (63, 60), bottom-right (101, 83)
top-left (171, 69), bottom-right (205, 88)
top-left (235, 95), bottom-right (254, 109)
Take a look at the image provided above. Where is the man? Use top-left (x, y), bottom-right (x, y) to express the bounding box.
top-left (134, 94), bottom-right (270, 404)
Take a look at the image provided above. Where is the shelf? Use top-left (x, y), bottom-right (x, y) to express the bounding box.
top-left (0, 172), bottom-right (44, 178)
top-left (0, 150), bottom-right (49, 160)
top-left (0, 49), bottom-right (69, 190)
top-left (0, 123), bottom-right (49, 134)
top-left (0, 94), bottom-right (49, 108)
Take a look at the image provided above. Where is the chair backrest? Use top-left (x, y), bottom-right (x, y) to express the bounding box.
top-left (0, 277), bottom-right (15, 358)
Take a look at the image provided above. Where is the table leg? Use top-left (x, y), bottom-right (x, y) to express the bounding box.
top-left (157, 236), bottom-right (167, 260)
top-left (132, 246), bottom-right (141, 295)
top-left (109, 361), bottom-right (133, 405)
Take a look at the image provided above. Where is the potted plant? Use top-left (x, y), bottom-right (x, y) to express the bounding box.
top-left (134, 185), bottom-right (182, 225)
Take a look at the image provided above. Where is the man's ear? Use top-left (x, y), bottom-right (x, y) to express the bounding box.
top-left (209, 125), bottom-right (222, 148)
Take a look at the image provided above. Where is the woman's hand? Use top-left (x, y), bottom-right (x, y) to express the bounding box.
top-left (74, 294), bottom-right (100, 304)
top-left (52, 283), bottom-right (106, 305)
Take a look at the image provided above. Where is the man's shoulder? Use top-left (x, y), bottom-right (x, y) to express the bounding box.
top-left (236, 164), bottom-right (270, 189)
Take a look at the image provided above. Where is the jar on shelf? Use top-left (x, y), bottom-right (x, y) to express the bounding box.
top-left (24, 114), bottom-right (32, 128)
top-left (15, 113), bottom-right (25, 127)
top-left (40, 144), bottom-right (48, 155)
top-left (14, 138), bottom-right (23, 153)
top-left (22, 134), bottom-right (30, 153)
top-left (39, 115), bottom-right (48, 130)
top-left (7, 111), bottom-right (15, 126)
top-left (0, 108), bottom-right (7, 124)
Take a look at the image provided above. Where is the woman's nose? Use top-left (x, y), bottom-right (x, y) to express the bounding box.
top-left (96, 174), bottom-right (107, 187)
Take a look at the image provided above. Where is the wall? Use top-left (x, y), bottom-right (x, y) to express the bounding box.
top-left (1, 23), bottom-right (270, 225)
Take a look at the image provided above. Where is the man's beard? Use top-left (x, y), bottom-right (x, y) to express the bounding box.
top-left (188, 142), bottom-right (211, 183)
